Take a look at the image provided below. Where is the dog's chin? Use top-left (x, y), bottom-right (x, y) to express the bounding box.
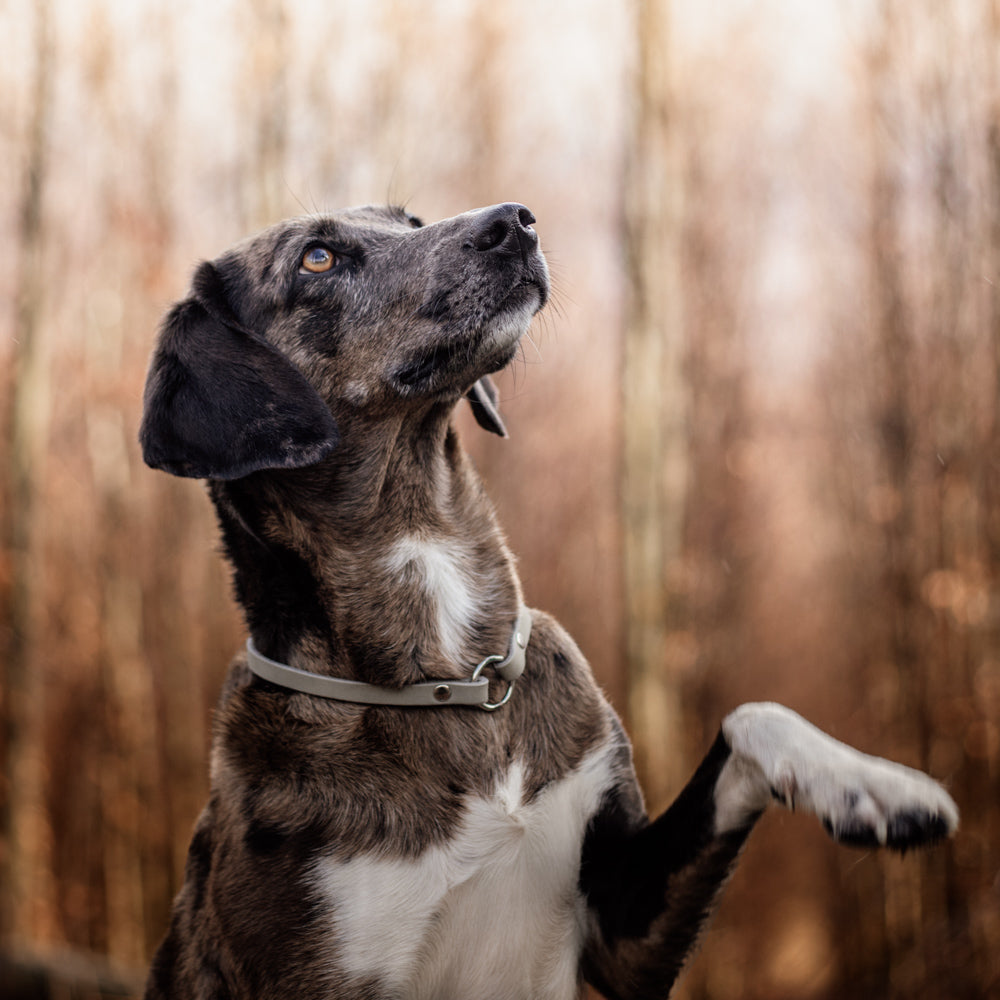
top-left (472, 285), bottom-right (543, 371)
top-left (392, 301), bottom-right (533, 395)
top-left (480, 301), bottom-right (534, 360)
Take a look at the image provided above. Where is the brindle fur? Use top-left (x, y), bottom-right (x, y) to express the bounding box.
top-left (140, 204), bottom-right (956, 1000)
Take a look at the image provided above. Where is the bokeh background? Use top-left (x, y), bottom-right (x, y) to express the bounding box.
top-left (1, 0), bottom-right (998, 997)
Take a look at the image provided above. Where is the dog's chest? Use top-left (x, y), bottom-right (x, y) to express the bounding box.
top-left (312, 748), bottom-right (615, 999)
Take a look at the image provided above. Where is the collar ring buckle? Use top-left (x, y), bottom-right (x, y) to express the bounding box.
top-left (471, 653), bottom-right (516, 712)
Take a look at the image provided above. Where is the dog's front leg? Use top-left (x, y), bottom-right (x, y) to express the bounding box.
top-left (580, 702), bottom-right (958, 1000)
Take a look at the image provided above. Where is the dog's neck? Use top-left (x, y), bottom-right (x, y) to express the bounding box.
top-left (211, 406), bottom-right (523, 686)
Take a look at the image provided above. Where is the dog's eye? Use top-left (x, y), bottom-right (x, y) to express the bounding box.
top-left (301, 247), bottom-right (338, 273)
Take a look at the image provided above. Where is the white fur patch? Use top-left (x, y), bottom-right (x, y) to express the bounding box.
top-left (485, 301), bottom-right (537, 354)
top-left (312, 748), bottom-right (616, 999)
top-left (715, 702), bottom-right (959, 843)
top-left (383, 535), bottom-right (479, 664)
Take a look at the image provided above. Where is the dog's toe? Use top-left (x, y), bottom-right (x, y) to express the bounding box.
top-left (824, 815), bottom-right (883, 849)
top-left (823, 797), bottom-right (957, 852)
top-left (885, 809), bottom-right (954, 851)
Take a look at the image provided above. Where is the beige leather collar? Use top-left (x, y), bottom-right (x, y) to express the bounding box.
top-left (246, 606), bottom-right (532, 712)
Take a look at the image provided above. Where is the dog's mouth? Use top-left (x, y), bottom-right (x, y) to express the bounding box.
top-left (506, 274), bottom-right (548, 312)
top-left (394, 340), bottom-right (469, 387)
top-left (393, 325), bottom-right (524, 389)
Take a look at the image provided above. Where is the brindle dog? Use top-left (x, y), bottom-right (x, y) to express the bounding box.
top-left (139, 203), bottom-right (958, 1000)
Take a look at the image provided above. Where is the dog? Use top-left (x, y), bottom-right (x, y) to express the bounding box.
top-left (139, 202), bottom-right (958, 1000)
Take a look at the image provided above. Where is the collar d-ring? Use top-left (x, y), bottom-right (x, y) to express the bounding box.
top-left (471, 605), bottom-right (532, 711)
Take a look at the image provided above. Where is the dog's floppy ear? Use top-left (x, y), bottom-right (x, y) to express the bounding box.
top-left (139, 262), bottom-right (340, 479)
top-left (465, 375), bottom-right (508, 438)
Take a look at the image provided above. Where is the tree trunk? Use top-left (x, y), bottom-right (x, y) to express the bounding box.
top-left (2, 0), bottom-right (55, 947)
top-left (622, 0), bottom-right (689, 812)
top-left (243, 0), bottom-right (290, 229)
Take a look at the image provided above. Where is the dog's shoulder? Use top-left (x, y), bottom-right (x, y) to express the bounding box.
top-left (516, 607), bottom-right (616, 733)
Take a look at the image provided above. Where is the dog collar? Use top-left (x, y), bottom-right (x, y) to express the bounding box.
top-left (245, 606), bottom-right (532, 712)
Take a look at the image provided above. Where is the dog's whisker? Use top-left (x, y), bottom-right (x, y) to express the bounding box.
top-left (520, 331), bottom-right (544, 367)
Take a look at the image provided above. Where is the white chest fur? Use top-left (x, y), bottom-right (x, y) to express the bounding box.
top-left (312, 748), bottom-right (616, 1000)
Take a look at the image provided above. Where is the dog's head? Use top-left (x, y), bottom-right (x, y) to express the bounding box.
top-left (139, 203), bottom-right (549, 479)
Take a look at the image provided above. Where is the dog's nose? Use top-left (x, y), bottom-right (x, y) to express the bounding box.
top-left (470, 203), bottom-right (538, 257)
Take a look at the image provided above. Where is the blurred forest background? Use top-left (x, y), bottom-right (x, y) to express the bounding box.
top-left (1, 0), bottom-right (998, 997)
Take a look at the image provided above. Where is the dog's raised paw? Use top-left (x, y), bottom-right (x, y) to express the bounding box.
top-left (719, 703), bottom-right (959, 847)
